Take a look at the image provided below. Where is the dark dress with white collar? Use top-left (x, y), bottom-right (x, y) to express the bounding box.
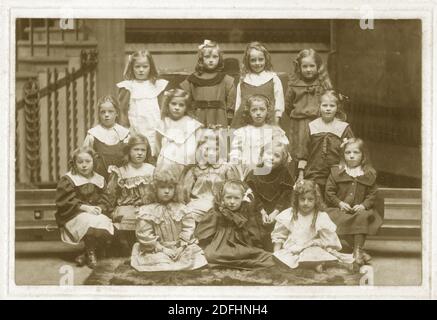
top-left (325, 166), bottom-right (383, 235)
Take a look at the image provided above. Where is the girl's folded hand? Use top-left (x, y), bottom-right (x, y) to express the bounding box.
top-left (352, 204), bottom-right (366, 213)
top-left (339, 201), bottom-right (352, 213)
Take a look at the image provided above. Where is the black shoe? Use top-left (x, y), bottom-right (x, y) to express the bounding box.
top-left (75, 253), bottom-right (87, 267)
top-left (86, 250), bottom-right (98, 269)
top-left (353, 247), bottom-right (365, 265)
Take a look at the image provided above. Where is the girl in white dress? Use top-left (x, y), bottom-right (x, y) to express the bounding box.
top-left (272, 179), bottom-right (353, 270)
top-left (229, 94), bottom-right (288, 180)
top-left (117, 50), bottom-right (169, 158)
top-left (155, 89), bottom-right (203, 181)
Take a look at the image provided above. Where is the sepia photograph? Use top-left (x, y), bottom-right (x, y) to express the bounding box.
top-left (2, 0), bottom-right (435, 300)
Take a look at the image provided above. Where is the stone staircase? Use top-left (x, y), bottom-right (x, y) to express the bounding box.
top-left (15, 188), bottom-right (422, 242)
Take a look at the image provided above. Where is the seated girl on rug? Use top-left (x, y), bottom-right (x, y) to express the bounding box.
top-left (130, 171), bottom-right (208, 272)
top-left (55, 147), bottom-right (114, 269)
top-left (155, 88), bottom-right (203, 181)
top-left (229, 94), bottom-right (288, 180)
top-left (272, 179), bottom-right (353, 271)
top-left (325, 138), bottom-right (383, 265)
top-left (178, 131), bottom-right (238, 223)
top-left (102, 134), bottom-right (156, 254)
top-left (82, 95), bottom-right (129, 180)
top-left (245, 142), bottom-right (294, 251)
top-left (195, 180), bottom-right (275, 269)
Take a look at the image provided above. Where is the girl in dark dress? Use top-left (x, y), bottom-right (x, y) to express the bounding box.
top-left (83, 95), bottom-right (129, 180)
top-left (195, 180), bottom-right (275, 269)
top-left (297, 90), bottom-right (354, 196)
top-left (179, 40), bottom-right (236, 128)
top-left (325, 138), bottom-right (383, 265)
top-left (55, 147), bottom-right (114, 269)
top-left (245, 142), bottom-right (294, 251)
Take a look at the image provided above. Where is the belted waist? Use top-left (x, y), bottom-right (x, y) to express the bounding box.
top-left (192, 100), bottom-right (225, 109)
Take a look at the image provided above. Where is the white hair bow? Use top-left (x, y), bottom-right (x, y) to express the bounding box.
top-left (198, 39), bottom-right (215, 50)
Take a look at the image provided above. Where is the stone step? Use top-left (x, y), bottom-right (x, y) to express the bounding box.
top-left (17, 40), bottom-right (97, 58)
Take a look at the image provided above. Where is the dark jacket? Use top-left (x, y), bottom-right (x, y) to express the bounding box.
top-left (325, 165), bottom-right (377, 210)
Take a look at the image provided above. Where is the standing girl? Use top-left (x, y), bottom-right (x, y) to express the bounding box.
top-left (117, 50), bottom-right (169, 158)
top-left (102, 134), bottom-right (156, 253)
top-left (272, 180), bottom-right (353, 270)
top-left (180, 40), bottom-right (236, 127)
top-left (285, 48), bottom-right (332, 161)
top-left (195, 180), bottom-right (275, 269)
top-left (155, 89), bottom-right (203, 181)
top-left (229, 94), bottom-right (288, 180)
top-left (298, 90), bottom-right (354, 196)
top-left (245, 142), bottom-right (294, 251)
top-left (83, 95), bottom-right (129, 180)
top-left (130, 172), bottom-right (208, 272)
top-left (325, 138), bottom-right (383, 265)
top-left (231, 42), bottom-right (285, 129)
top-left (55, 147), bottom-right (114, 269)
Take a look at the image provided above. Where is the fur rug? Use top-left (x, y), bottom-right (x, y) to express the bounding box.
top-left (84, 258), bottom-right (362, 286)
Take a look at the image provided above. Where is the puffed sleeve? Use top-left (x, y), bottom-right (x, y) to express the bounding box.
top-left (314, 212), bottom-right (342, 250)
top-left (55, 176), bottom-right (82, 226)
top-left (195, 209), bottom-right (219, 245)
top-left (135, 218), bottom-right (159, 251)
top-left (271, 209), bottom-right (292, 244)
top-left (82, 133), bottom-right (94, 149)
top-left (177, 167), bottom-right (197, 204)
top-left (117, 87), bottom-right (131, 128)
top-left (284, 86), bottom-right (296, 117)
top-left (297, 123), bottom-right (311, 169)
top-left (342, 125), bottom-right (354, 140)
top-left (234, 82), bottom-right (242, 111)
top-left (99, 167), bottom-right (120, 217)
top-left (272, 74), bottom-right (285, 118)
top-left (179, 78), bottom-right (191, 93)
top-left (229, 128), bottom-right (244, 164)
top-left (179, 212), bottom-right (196, 246)
top-left (362, 180), bottom-right (377, 210)
top-left (325, 172), bottom-right (341, 207)
top-left (225, 76), bottom-right (236, 122)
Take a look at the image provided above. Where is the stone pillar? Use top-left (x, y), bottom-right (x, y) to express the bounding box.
top-left (94, 19), bottom-right (125, 97)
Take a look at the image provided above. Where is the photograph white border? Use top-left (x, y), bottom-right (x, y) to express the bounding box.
top-left (1, 0), bottom-right (434, 299)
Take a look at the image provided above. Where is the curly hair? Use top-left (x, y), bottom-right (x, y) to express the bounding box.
top-left (195, 40), bottom-right (225, 74)
top-left (241, 94), bottom-right (275, 126)
top-left (123, 49), bottom-right (159, 83)
top-left (289, 48), bottom-right (332, 90)
top-left (338, 138), bottom-right (376, 175)
top-left (152, 170), bottom-right (179, 203)
top-left (291, 179), bottom-right (326, 229)
top-left (241, 42), bottom-right (273, 79)
top-left (68, 146), bottom-right (97, 175)
top-left (160, 88), bottom-right (195, 119)
top-left (319, 89), bottom-right (348, 121)
top-left (122, 134), bottom-right (153, 165)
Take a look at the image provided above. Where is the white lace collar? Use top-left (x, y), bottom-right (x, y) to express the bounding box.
top-left (309, 118), bottom-right (349, 138)
top-left (65, 171), bottom-right (105, 188)
top-left (88, 124), bottom-right (129, 145)
top-left (345, 165), bottom-right (364, 178)
top-left (243, 71), bottom-right (275, 86)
